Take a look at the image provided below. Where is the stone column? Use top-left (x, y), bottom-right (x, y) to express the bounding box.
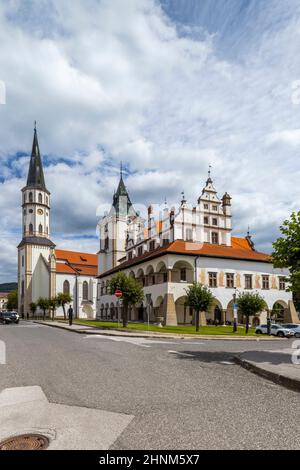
top-left (285, 301), bottom-right (300, 323)
top-left (163, 293), bottom-right (177, 326)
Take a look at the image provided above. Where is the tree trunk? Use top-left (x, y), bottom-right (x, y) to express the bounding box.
top-left (245, 316), bottom-right (249, 334)
top-left (195, 310), bottom-right (200, 332)
top-left (123, 302), bottom-right (128, 328)
top-left (62, 304), bottom-right (66, 320)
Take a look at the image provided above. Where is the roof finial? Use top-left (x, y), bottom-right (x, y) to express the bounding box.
top-left (181, 191), bottom-right (186, 205)
top-left (120, 161), bottom-right (123, 178)
top-left (34, 120), bottom-right (37, 132)
top-left (208, 164), bottom-right (211, 178)
top-left (247, 225), bottom-right (250, 237)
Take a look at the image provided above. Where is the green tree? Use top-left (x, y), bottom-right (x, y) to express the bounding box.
top-left (236, 292), bottom-right (266, 334)
top-left (6, 290), bottom-right (18, 311)
top-left (185, 283), bottom-right (214, 332)
top-left (49, 297), bottom-right (59, 320)
top-left (29, 302), bottom-right (37, 318)
top-left (56, 292), bottom-right (72, 320)
top-left (37, 297), bottom-right (50, 320)
top-left (272, 211), bottom-right (300, 299)
top-left (109, 273), bottom-right (144, 327)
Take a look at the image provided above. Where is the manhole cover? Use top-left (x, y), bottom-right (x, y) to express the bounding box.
top-left (0, 433), bottom-right (49, 450)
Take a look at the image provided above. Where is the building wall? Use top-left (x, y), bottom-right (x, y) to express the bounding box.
top-left (56, 273), bottom-right (97, 319)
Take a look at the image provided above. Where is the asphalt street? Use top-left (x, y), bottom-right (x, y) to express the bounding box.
top-left (0, 321), bottom-right (299, 450)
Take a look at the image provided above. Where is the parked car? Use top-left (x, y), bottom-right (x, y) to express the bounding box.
top-left (282, 323), bottom-right (300, 338)
top-left (255, 323), bottom-right (294, 338)
top-left (0, 311), bottom-right (19, 324)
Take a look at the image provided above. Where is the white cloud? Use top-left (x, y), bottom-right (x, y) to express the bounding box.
top-left (0, 0), bottom-right (300, 282)
top-left (266, 129), bottom-right (300, 146)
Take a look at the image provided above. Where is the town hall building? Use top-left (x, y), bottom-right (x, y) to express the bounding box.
top-left (97, 172), bottom-right (296, 326)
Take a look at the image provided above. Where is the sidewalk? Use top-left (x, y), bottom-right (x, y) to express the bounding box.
top-left (235, 347), bottom-right (300, 391)
top-left (34, 320), bottom-right (282, 341)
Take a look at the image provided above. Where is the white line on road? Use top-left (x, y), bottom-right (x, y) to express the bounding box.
top-left (84, 335), bottom-right (179, 348)
top-left (168, 350), bottom-right (195, 358)
top-left (219, 361), bottom-right (235, 365)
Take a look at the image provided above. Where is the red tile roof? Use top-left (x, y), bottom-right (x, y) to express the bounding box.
top-left (55, 249), bottom-right (97, 276)
top-left (98, 237), bottom-right (270, 278)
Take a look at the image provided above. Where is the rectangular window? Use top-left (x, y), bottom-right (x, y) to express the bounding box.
top-left (209, 272), bottom-right (217, 288)
top-left (212, 205), bottom-right (218, 211)
top-left (212, 218), bottom-right (218, 226)
top-left (137, 246), bottom-right (143, 257)
top-left (212, 232), bottom-right (219, 244)
top-left (149, 240), bottom-right (155, 251)
top-left (262, 275), bottom-right (269, 289)
top-left (204, 204), bottom-right (209, 210)
top-left (163, 238), bottom-right (169, 246)
top-left (22, 256), bottom-right (24, 267)
top-left (279, 277), bottom-right (286, 290)
top-left (128, 251), bottom-right (133, 260)
top-left (204, 216), bottom-right (209, 224)
top-left (186, 228), bottom-right (193, 241)
top-left (180, 268), bottom-right (187, 282)
top-left (244, 274), bottom-right (252, 289)
top-left (104, 237), bottom-right (109, 250)
top-left (226, 273), bottom-right (234, 288)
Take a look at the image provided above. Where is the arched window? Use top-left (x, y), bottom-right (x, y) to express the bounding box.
top-left (23, 193), bottom-right (26, 204)
top-left (46, 226), bottom-right (49, 235)
top-left (46, 196), bottom-right (49, 205)
top-left (39, 224), bottom-right (43, 234)
top-left (38, 193), bottom-right (43, 203)
top-left (23, 225), bottom-right (26, 235)
top-left (63, 280), bottom-right (70, 295)
top-left (29, 192), bottom-right (33, 202)
top-left (82, 281), bottom-right (88, 300)
top-left (29, 223), bottom-right (33, 234)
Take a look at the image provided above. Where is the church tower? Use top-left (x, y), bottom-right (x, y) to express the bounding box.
top-left (18, 123), bottom-right (56, 316)
top-left (98, 165), bottom-right (136, 273)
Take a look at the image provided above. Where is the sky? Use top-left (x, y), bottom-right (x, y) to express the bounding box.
top-left (0, 0), bottom-right (300, 283)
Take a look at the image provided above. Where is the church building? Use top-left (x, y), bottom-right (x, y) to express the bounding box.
top-left (17, 125), bottom-right (97, 318)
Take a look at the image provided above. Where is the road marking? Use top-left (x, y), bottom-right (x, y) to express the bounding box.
top-left (168, 350), bottom-right (195, 358)
top-left (219, 361), bottom-right (235, 365)
top-left (84, 335), bottom-right (178, 348)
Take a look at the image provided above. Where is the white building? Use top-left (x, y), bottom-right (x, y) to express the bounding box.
top-left (97, 171), bottom-right (297, 326)
top-left (18, 125), bottom-right (97, 319)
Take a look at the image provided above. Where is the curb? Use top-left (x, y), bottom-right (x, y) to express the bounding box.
top-left (234, 356), bottom-right (300, 393)
top-left (34, 321), bottom-right (283, 341)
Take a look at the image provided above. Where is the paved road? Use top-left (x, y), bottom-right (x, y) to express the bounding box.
top-left (0, 321), bottom-right (300, 450)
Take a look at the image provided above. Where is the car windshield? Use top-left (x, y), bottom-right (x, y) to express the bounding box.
top-left (283, 325), bottom-right (297, 328)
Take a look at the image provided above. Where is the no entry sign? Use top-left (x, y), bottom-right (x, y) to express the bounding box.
top-left (114, 289), bottom-right (123, 298)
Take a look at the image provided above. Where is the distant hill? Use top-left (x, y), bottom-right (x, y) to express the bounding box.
top-left (0, 283), bottom-right (17, 293)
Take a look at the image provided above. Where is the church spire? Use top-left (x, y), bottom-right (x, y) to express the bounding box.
top-left (26, 122), bottom-right (47, 190)
top-left (112, 163), bottom-right (135, 216)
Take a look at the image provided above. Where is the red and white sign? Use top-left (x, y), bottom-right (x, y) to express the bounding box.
top-left (114, 289), bottom-right (123, 298)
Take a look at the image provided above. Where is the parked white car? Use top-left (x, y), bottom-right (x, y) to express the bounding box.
top-left (255, 324), bottom-right (295, 338)
top-left (282, 323), bottom-right (300, 338)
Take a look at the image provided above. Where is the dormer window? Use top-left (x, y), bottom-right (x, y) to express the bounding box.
top-left (204, 204), bottom-right (209, 210)
top-left (212, 205), bottom-right (218, 211)
top-left (128, 251), bottom-right (133, 260)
